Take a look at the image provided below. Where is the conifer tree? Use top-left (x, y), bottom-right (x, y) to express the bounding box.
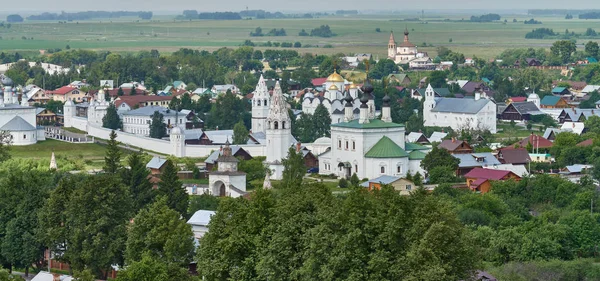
top-left (117, 87), bottom-right (124, 96)
top-left (102, 103), bottom-right (121, 130)
top-left (104, 130), bottom-right (122, 174)
top-left (129, 87), bottom-right (136, 96)
top-left (156, 160), bottom-right (188, 218)
top-left (313, 104), bottom-right (331, 138)
top-left (149, 111), bottom-right (167, 139)
top-left (123, 151), bottom-right (155, 212)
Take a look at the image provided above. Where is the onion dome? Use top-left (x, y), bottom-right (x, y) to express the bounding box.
top-left (171, 125), bottom-right (182, 135)
top-left (344, 90), bottom-right (353, 107)
top-left (404, 27), bottom-right (409, 36)
top-left (382, 94), bottom-right (391, 107)
top-left (349, 83), bottom-right (357, 89)
top-left (326, 70), bottom-right (344, 83)
top-left (329, 84), bottom-right (339, 91)
top-left (1, 76), bottom-right (13, 86)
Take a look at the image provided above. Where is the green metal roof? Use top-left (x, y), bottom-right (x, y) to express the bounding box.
top-left (409, 150), bottom-right (427, 160)
top-left (405, 142), bottom-right (429, 151)
top-left (365, 136), bottom-right (409, 158)
top-left (552, 87), bottom-right (568, 93)
top-left (332, 119), bottom-right (404, 129)
top-left (540, 95), bottom-right (562, 106)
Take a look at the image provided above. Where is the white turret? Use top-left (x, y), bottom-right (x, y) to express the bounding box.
top-left (527, 91), bottom-right (540, 108)
top-left (170, 122), bottom-right (186, 157)
top-left (265, 81), bottom-right (293, 180)
top-left (251, 75), bottom-right (270, 134)
top-left (98, 89), bottom-right (106, 104)
top-left (63, 98), bottom-right (75, 128)
top-left (423, 84), bottom-right (436, 125)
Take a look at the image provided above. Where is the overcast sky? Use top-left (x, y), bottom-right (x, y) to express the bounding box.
top-left (3, 0), bottom-right (600, 13)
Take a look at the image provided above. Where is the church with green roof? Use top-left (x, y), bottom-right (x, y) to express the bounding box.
top-left (318, 78), bottom-right (429, 179)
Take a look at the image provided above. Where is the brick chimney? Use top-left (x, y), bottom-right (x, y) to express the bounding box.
top-left (296, 142), bottom-right (301, 152)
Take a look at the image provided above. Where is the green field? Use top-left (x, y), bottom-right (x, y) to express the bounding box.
top-left (9, 138), bottom-right (129, 170)
top-left (1, 14), bottom-right (600, 58)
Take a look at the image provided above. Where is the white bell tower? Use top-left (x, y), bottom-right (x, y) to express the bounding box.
top-left (423, 84), bottom-right (436, 126)
top-left (265, 81), bottom-right (292, 180)
top-left (252, 74), bottom-right (270, 134)
top-left (170, 123), bottom-right (186, 157)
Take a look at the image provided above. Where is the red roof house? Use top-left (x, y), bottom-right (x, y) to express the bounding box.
top-left (513, 134), bottom-right (553, 151)
top-left (577, 139), bottom-right (594, 147)
top-left (465, 168), bottom-right (521, 193)
top-left (311, 78), bottom-right (327, 87)
top-left (496, 148), bottom-right (531, 165)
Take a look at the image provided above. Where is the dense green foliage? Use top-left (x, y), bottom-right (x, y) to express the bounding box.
top-left (157, 160), bottom-right (188, 218)
top-left (197, 185), bottom-right (478, 280)
top-left (232, 120), bottom-right (249, 145)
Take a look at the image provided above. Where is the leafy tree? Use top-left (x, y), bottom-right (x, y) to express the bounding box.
top-left (585, 115), bottom-right (600, 134)
top-left (0, 170), bottom-right (54, 276)
top-left (585, 41), bottom-right (599, 59)
top-left (313, 104), bottom-right (331, 138)
top-left (428, 71), bottom-right (448, 88)
top-left (122, 151), bottom-right (155, 212)
top-left (188, 194), bottom-right (220, 217)
top-left (421, 145), bottom-right (460, 173)
top-left (428, 166), bottom-right (457, 184)
top-left (104, 130), bottom-right (122, 174)
top-left (0, 131), bottom-right (11, 164)
top-left (369, 59), bottom-right (399, 79)
top-left (115, 253), bottom-right (193, 281)
top-left (102, 103), bottom-right (121, 130)
top-left (281, 147), bottom-right (305, 189)
top-left (64, 175), bottom-right (132, 279)
top-left (550, 40), bottom-right (577, 64)
top-left (125, 198), bottom-right (194, 266)
top-left (149, 111), bottom-right (167, 139)
top-left (238, 157), bottom-right (267, 186)
top-left (169, 96), bottom-right (181, 111)
top-left (232, 120), bottom-right (249, 144)
top-left (156, 160), bottom-right (188, 218)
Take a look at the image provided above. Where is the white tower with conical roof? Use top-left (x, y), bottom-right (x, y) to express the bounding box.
top-left (265, 81), bottom-right (292, 180)
top-left (252, 75), bottom-right (270, 134)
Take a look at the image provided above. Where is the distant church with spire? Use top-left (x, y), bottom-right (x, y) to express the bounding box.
top-left (387, 28), bottom-right (429, 64)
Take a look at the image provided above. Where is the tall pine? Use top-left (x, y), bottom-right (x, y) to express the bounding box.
top-left (123, 151), bottom-right (155, 212)
top-left (117, 87), bottom-right (124, 96)
top-left (313, 104), bottom-right (331, 138)
top-left (104, 130), bottom-right (122, 174)
top-left (149, 111), bottom-right (167, 139)
top-left (102, 103), bottom-right (121, 130)
top-left (156, 160), bottom-right (188, 218)
top-left (129, 87), bottom-right (136, 96)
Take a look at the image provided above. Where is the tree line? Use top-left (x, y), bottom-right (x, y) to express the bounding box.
top-left (26, 11), bottom-right (153, 21)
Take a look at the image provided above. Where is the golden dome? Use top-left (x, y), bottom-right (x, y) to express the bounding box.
top-left (326, 70), bottom-right (345, 83)
top-left (329, 84), bottom-right (339, 91)
top-left (349, 83), bottom-right (357, 89)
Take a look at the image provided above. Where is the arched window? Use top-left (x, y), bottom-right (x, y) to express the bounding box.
top-left (268, 121), bottom-right (271, 129)
top-left (282, 121), bottom-right (286, 129)
top-left (264, 100), bottom-right (267, 106)
top-left (274, 121), bottom-right (279, 129)
top-left (381, 166), bottom-right (385, 174)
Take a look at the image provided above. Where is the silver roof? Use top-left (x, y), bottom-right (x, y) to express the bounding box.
top-left (122, 106), bottom-right (180, 117)
top-left (432, 97), bottom-right (492, 114)
top-left (0, 116), bottom-right (36, 131)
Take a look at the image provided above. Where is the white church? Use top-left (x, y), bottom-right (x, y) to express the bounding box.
top-left (387, 28), bottom-right (430, 65)
top-left (422, 84), bottom-right (497, 133)
top-left (318, 79), bottom-right (429, 179)
top-left (301, 70), bottom-right (373, 125)
top-left (0, 74), bottom-right (45, 146)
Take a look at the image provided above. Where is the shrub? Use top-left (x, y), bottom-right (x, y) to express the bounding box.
top-left (338, 178), bottom-right (348, 188)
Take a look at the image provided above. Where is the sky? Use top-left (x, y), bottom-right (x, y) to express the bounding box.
top-left (2, 0), bottom-right (600, 13)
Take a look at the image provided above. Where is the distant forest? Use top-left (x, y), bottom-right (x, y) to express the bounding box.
top-left (26, 11), bottom-right (153, 21)
top-left (180, 10), bottom-right (313, 20)
top-left (528, 9), bottom-right (600, 16)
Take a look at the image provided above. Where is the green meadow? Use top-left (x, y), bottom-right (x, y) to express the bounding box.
top-left (0, 14), bottom-right (600, 58)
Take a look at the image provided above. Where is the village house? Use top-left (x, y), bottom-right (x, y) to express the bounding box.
top-left (540, 96), bottom-right (569, 109)
top-left (514, 134), bottom-right (553, 153)
top-left (438, 139), bottom-right (473, 154)
top-left (187, 210), bottom-right (215, 239)
top-left (360, 175), bottom-right (417, 195)
top-left (36, 108), bottom-right (58, 125)
top-left (514, 58), bottom-right (542, 67)
top-left (48, 85), bottom-right (88, 102)
top-left (498, 101), bottom-right (543, 121)
top-left (212, 84), bottom-right (239, 94)
top-left (464, 168), bottom-right (521, 194)
top-left (495, 148), bottom-right (531, 165)
top-left (453, 153), bottom-right (502, 176)
top-left (406, 132), bottom-right (430, 145)
top-left (551, 87), bottom-right (571, 96)
top-left (558, 108), bottom-right (600, 123)
top-left (386, 73), bottom-right (411, 85)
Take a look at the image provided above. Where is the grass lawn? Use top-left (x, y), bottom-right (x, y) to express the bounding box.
top-left (62, 127), bottom-right (87, 134)
top-left (9, 139), bottom-right (130, 170)
top-left (495, 122), bottom-right (533, 139)
top-left (182, 178), bottom-right (209, 185)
